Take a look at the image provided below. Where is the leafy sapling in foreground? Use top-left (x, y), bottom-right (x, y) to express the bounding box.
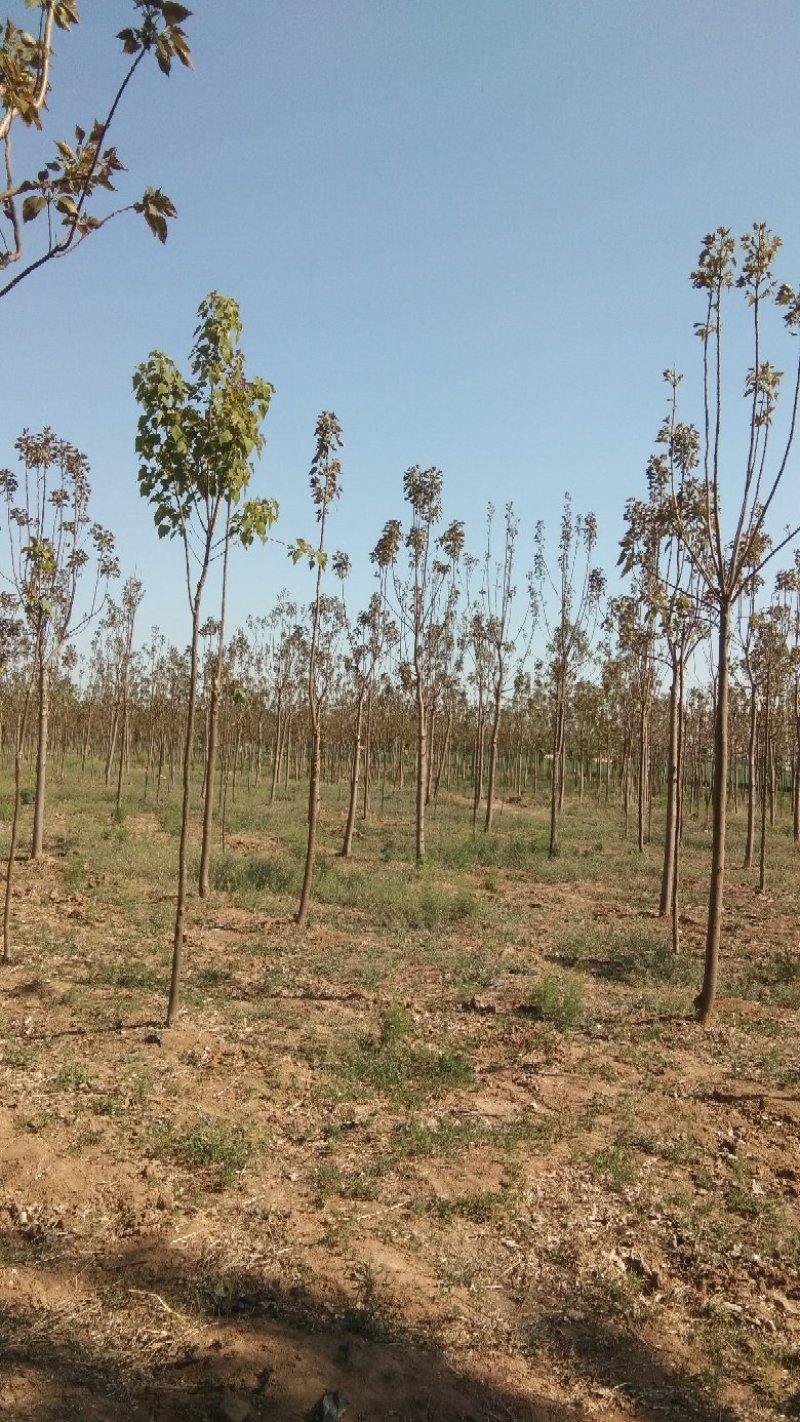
top-left (133, 292), bottom-right (275, 1026)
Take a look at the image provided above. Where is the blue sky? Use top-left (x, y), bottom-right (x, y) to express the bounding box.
top-left (4, 0), bottom-right (800, 652)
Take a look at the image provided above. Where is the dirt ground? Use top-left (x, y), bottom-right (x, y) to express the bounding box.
top-left (0, 791), bottom-right (798, 1421)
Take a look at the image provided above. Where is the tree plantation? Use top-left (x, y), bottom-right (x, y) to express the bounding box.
top-left (0, 226), bottom-right (799, 1421)
top-left (2, 6), bottom-right (799, 1419)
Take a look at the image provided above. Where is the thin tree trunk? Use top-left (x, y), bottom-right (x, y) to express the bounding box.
top-left (696, 602), bottom-right (730, 1024)
top-left (297, 716), bottom-right (321, 925)
top-left (743, 685), bottom-right (757, 868)
top-left (341, 691), bottom-right (364, 858)
top-left (484, 689), bottom-right (502, 832)
top-left (660, 661), bottom-right (680, 917)
top-left (3, 681), bottom-right (35, 965)
top-left (199, 513), bottom-right (231, 897)
top-left (758, 678), bottom-right (770, 892)
top-left (549, 691), bottom-right (565, 858)
top-left (167, 578), bottom-right (206, 1028)
top-left (30, 659), bottom-right (49, 860)
top-left (415, 680), bottom-right (427, 863)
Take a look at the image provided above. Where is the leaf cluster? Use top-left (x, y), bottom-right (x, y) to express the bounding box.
top-left (133, 291), bottom-right (274, 554)
top-left (1, 1), bottom-right (192, 297)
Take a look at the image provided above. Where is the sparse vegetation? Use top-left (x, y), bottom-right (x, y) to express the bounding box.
top-left (0, 766), bottom-right (798, 1420)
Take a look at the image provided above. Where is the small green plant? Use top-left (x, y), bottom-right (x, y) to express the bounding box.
top-left (212, 851), bottom-right (298, 899)
top-left (192, 965), bottom-right (233, 988)
top-left (337, 1005), bottom-right (474, 1104)
top-left (93, 961), bottom-right (163, 990)
top-left (52, 1063), bottom-right (90, 1091)
top-left (426, 1189), bottom-right (507, 1223)
top-left (526, 972), bottom-right (584, 1031)
top-left (63, 856), bottom-right (87, 893)
top-left (2, 1044), bottom-right (34, 1068)
top-left (587, 1143), bottom-right (637, 1190)
top-left (342, 1261), bottom-right (393, 1342)
top-left (153, 1115), bottom-right (255, 1187)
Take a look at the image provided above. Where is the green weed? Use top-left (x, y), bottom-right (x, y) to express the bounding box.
top-left (525, 972), bottom-right (584, 1031)
top-left (337, 1005), bottom-right (474, 1104)
top-left (93, 960), bottom-right (163, 990)
top-left (152, 1115), bottom-right (255, 1187)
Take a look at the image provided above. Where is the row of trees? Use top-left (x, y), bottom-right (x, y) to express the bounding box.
top-left (4, 14), bottom-right (800, 1027)
top-left (4, 392), bottom-right (800, 1023)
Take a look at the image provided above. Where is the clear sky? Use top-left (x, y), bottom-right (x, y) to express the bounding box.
top-left (4, 0), bottom-right (800, 652)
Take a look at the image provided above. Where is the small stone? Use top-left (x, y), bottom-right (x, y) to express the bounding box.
top-left (306, 1391), bottom-right (349, 1422)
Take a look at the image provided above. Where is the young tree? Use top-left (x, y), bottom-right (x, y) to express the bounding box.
top-left (0, 429), bottom-right (117, 958)
top-left (534, 495), bottom-right (604, 857)
top-left (377, 468), bottom-right (463, 863)
top-left (620, 392), bottom-right (707, 932)
top-left (291, 411), bottom-right (344, 928)
top-left (1, 0), bottom-right (191, 301)
top-left (0, 429), bottom-right (118, 857)
top-left (339, 590), bottom-right (396, 858)
top-left (92, 576), bottom-right (144, 811)
top-left (133, 292), bottom-right (275, 1026)
top-left (657, 224), bottom-right (800, 1022)
top-left (748, 599), bottom-right (790, 893)
top-left (481, 503), bottom-right (524, 833)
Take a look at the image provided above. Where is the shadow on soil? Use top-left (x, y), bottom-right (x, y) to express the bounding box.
top-left (0, 1230), bottom-right (753, 1422)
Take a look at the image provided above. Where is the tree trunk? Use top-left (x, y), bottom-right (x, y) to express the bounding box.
top-left (341, 691), bottom-right (364, 858)
top-left (167, 581), bottom-right (206, 1028)
top-left (549, 690), bottom-right (565, 858)
top-left (696, 602), bottom-right (730, 1024)
top-left (472, 708), bottom-right (485, 831)
top-left (297, 714), bottom-right (321, 925)
top-left (484, 688), bottom-right (502, 833)
top-left (3, 681), bottom-right (35, 965)
top-left (743, 685), bottom-right (757, 868)
top-left (415, 680), bottom-right (427, 863)
top-left (659, 661), bottom-right (680, 917)
top-left (30, 658), bottom-right (49, 860)
top-left (758, 678), bottom-right (770, 893)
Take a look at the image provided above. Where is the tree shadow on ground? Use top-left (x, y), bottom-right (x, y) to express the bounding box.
top-left (0, 1229), bottom-right (553, 1422)
top-left (532, 1309), bottom-right (746, 1422)
top-left (0, 1227), bottom-right (772, 1422)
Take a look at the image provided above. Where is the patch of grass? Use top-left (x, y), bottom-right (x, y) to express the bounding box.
top-left (2, 1044), bottom-right (35, 1068)
top-left (392, 1111), bottom-right (557, 1160)
top-left (525, 972), bottom-right (585, 1031)
top-left (212, 851), bottom-right (298, 900)
top-left (152, 1116), bottom-right (255, 1187)
top-left (425, 1189), bottom-right (508, 1223)
top-left (586, 1143), bottom-right (637, 1190)
top-left (52, 1062), bottom-right (90, 1091)
top-left (311, 1158), bottom-right (344, 1203)
top-left (92, 960), bottom-right (163, 990)
top-left (406, 884), bottom-right (478, 930)
top-left (191, 965), bottom-right (233, 988)
top-left (63, 856), bottom-right (87, 893)
top-left (336, 1005), bottom-right (474, 1104)
top-left (92, 1093), bottom-right (126, 1118)
top-left (727, 945), bottom-right (800, 1010)
top-left (341, 1262), bottom-right (394, 1342)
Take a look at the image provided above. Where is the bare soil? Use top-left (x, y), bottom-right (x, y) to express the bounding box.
top-left (0, 791), bottom-right (798, 1421)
